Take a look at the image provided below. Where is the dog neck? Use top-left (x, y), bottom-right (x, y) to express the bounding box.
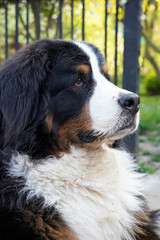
top-left (9, 144), bottom-right (144, 240)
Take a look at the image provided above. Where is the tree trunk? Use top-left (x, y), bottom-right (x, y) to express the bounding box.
top-left (145, 47), bottom-right (160, 82)
top-left (30, 0), bottom-right (39, 38)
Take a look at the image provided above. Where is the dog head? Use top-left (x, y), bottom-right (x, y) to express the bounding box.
top-left (0, 39), bottom-right (139, 158)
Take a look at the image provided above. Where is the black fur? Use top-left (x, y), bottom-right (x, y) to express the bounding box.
top-left (0, 39), bottom-right (107, 212)
top-left (0, 39), bottom-right (160, 240)
top-left (0, 39), bottom-right (99, 239)
top-left (0, 39), bottom-right (96, 159)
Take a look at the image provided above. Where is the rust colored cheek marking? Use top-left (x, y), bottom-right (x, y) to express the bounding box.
top-left (58, 103), bottom-right (92, 147)
top-left (48, 103), bottom-right (93, 157)
top-left (102, 64), bottom-right (108, 75)
top-left (76, 64), bottom-right (90, 74)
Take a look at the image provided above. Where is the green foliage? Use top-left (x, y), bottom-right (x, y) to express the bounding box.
top-left (141, 0), bottom-right (160, 80)
top-left (139, 73), bottom-right (160, 138)
top-left (139, 162), bottom-right (156, 174)
top-left (139, 73), bottom-right (160, 172)
top-left (139, 93), bottom-right (160, 133)
top-left (152, 154), bottom-right (160, 162)
top-left (144, 71), bottom-right (160, 95)
top-left (142, 151), bottom-right (152, 156)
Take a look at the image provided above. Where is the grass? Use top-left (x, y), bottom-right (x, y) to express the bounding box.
top-left (142, 151), bottom-right (152, 156)
top-left (138, 75), bottom-right (160, 173)
top-left (139, 162), bottom-right (157, 174)
top-left (152, 154), bottom-right (160, 162)
top-left (140, 95), bottom-right (160, 133)
top-left (139, 76), bottom-right (160, 134)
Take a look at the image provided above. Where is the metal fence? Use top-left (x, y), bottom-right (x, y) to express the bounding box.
top-left (0, 0), bottom-right (141, 153)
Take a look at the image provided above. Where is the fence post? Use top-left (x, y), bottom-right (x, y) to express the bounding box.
top-left (82, 0), bottom-right (85, 40)
top-left (59, 0), bottom-right (63, 39)
top-left (36, 0), bottom-right (40, 39)
top-left (5, 0), bottom-right (8, 59)
top-left (15, 0), bottom-right (19, 50)
top-left (122, 0), bottom-right (142, 154)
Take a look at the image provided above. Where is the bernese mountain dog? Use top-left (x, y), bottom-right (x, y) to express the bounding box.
top-left (0, 39), bottom-right (160, 240)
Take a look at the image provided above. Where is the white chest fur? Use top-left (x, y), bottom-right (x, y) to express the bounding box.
top-left (9, 144), bottom-right (144, 240)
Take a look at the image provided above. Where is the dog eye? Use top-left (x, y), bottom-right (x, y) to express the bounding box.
top-left (74, 78), bottom-right (83, 87)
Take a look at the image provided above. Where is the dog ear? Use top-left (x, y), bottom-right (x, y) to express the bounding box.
top-left (0, 40), bottom-right (52, 148)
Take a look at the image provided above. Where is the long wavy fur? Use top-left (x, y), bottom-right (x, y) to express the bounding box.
top-left (0, 40), bottom-right (56, 210)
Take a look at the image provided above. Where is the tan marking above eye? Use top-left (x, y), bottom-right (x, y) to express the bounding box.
top-left (102, 64), bottom-right (108, 75)
top-left (76, 64), bottom-right (90, 74)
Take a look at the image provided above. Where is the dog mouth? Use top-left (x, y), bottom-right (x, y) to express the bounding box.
top-left (105, 110), bottom-right (139, 139)
top-left (107, 120), bottom-right (137, 139)
top-left (78, 112), bottom-right (139, 143)
top-left (78, 131), bottom-right (103, 143)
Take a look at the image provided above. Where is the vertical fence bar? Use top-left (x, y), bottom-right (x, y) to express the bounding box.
top-left (26, 0), bottom-right (29, 44)
top-left (59, 0), bottom-right (63, 39)
top-left (104, 0), bottom-right (108, 60)
top-left (15, 0), bottom-right (19, 51)
top-left (114, 0), bottom-right (119, 85)
top-left (71, 0), bottom-right (74, 39)
top-left (5, 0), bottom-right (8, 59)
top-left (36, 0), bottom-right (40, 39)
top-left (122, 0), bottom-right (142, 154)
top-left (82, 0), bottom-right (85, 40)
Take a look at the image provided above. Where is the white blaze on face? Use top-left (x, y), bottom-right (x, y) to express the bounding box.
top-left (74, 41), bottom-right (139, 138)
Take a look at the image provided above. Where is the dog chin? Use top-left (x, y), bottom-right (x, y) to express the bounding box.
top-left (107, 112), bottom-right (140, 141)
top-left (78, 112), bottom-right (140, 144)
top-left (108, 125), bottom-right (137, 141)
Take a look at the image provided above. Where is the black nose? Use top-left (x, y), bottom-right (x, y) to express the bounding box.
top-left (118, 93), bottom-right (140, 114)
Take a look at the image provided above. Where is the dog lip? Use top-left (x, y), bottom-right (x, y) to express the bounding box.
top-left (78, 131), bottom-right (104, 143)
top-left (103, 125), bottom-right (135, 140)
top-left (78, 131), bottom-right (99, 143)
top-left (118, 114), bottom-right (138, 131)
top-left (118, 122), bottom-right (135, 131)
top-left (103, 118), bottom-right (137, 140)
top-left (135, 105), bottom-right (140, 114)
